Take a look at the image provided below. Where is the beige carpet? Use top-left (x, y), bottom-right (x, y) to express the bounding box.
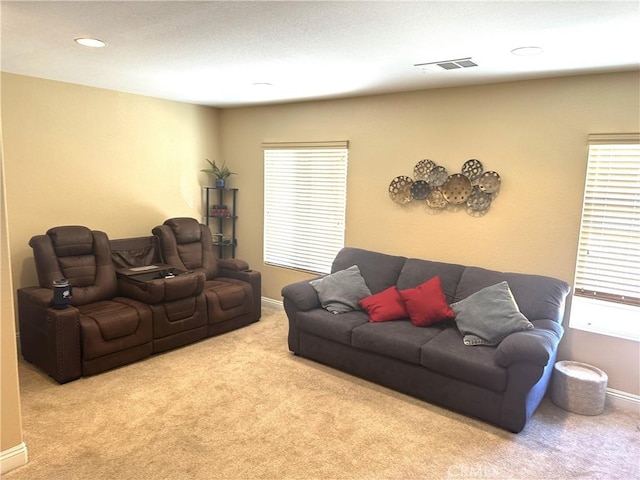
top-left (6, 303), bottom-right (639, 480)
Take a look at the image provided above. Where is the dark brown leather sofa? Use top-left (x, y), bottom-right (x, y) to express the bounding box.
top-left (17, 221), bottom-right (261, 384)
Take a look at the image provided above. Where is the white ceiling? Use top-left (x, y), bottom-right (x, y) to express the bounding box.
top-left (2, 1), bottom-right (639, 108)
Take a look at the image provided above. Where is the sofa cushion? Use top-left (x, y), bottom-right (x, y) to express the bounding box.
top-left (451, 281), bottom-right (534, 346)
top-left (352, 320), bottom-right (443, 364)
top-left (332, 247), bottom-right (407, 294)
top-left (397, 258), bottom-right (465, 302)
top-left (297, 309), bottom-right (369, 346)
top-left (420, 327), bottom-right (508, 392)
top-left (79, 300), bottom-right (140, 341)
top-left (453, 266), bottom-right (571, 323)
top-left (310, 265), bottom-right (372, 314)
top-left (359, 286), bottom-right (408, 322)
top-left (398, 276), bottom-right (456, 326)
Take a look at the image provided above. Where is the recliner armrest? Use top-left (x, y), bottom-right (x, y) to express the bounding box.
top-left (216, 258), bottom-right (260, 288)
top-left (18, 285), bottom-right (54, 307)
top-left (218, 258), bottom-right (250, 272)
top-left (495, 319), bottom-right (563, 368)
top-left (17, 287), bottom-right (82, 383)
top-left (215, 262), bottom-right (262, 320)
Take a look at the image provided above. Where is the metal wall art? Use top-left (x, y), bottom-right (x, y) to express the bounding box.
top-left (389, 158), bottom-right (501, 215)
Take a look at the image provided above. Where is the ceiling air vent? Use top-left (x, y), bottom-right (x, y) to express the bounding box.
top-left (414, 57), bottom-right (478, 70)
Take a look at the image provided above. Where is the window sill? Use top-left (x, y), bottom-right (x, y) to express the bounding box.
top-left (569, 296), bottom-right (640, 342)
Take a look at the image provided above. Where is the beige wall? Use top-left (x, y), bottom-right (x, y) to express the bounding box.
top-left (2, 73), bottom-right (221, 289)
top-left (220, 71), bottom-right (640, 395)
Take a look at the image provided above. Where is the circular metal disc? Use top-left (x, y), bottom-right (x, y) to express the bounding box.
top-left (441, 173), bottom-right (472, 204)
top-left (427, 165), bottom-right (449, 187)
top-left (389, 176), bottom-right (414, 204)
top-left (426, 189), bottom-right (447, 209)
top-left (414, 159), bottom-right (435, 180)
top-left (461, 159), bottom-right (484, 182)
top-left (466, 185), bottom-right (492, 212)
top-left (410, 180), bottom-right (430, 200)
top-left (479, 171), bottom-right (501, 193)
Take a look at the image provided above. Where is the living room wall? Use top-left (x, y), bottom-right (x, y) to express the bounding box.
top-left (2, 73), bottom-right (221, 289)
top-left (219, 71), bottom-right (640, 397)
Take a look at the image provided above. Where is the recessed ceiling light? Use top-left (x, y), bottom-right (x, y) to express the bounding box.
top-left (252, 82), bottom-right (273, 88)
top-left (511, 46), bottom-right (543, 56)
top-left (74, 37), bottom-right (107, 48)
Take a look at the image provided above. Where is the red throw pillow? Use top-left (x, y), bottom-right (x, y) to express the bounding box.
top-left (359, 286), bottom-right (408, 323)
top-left (398, 276), bottom-right (455, 327)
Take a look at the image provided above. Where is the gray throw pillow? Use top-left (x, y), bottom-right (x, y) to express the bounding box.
top-left (451, 281), bottom-right (533, 346)
top-left (310, 265), bottom-right (372, 314)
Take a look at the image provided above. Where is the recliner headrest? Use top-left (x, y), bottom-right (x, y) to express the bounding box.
top-left (47, 226), bottom-right (94, 257)
top-left (163, 218), bottom-right (202, 244)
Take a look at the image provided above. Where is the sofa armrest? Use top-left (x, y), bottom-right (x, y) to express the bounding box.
top-left (17, 287), bottom-right (82, 383)
top-left (281, 279), bottom-right (322, 312)
top-left (282, 278), bottom-right (322, 353)
top-left (495, 319), bottom-right (564, 368)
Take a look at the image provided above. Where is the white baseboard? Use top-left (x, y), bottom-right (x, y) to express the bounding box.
top-left (1, 442), bottom-right (28, 474)
top-left (261, 296), bottom-right (283, 308)
top-left (607, 388), bottom-right (640, 413)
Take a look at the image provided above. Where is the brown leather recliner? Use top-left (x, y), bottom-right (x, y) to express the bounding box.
top-left (152, 218), bottom-right (261, 336)
top-left (17, 226), bottom-right (154, 383)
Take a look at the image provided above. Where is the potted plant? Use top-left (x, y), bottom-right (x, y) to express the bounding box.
top-left (201, 159), bottom-right (237, 188)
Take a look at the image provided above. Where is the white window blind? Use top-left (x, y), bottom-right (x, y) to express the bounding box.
top-left (574, 134), bottom-right (640, 307)
top-left (263, 141), bottom-right (348, 274)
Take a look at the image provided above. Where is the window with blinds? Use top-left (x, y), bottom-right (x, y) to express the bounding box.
top-left (263, 141), bottom-right (348, 274)
top-left (573, 134), bottom-right (640, 307)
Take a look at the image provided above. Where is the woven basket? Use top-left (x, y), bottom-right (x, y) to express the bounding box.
top-left (551, 361), bottom-right (608, 415)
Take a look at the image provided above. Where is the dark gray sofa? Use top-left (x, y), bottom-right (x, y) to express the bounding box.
top-left (282, 247), bottom-right (571, 433)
